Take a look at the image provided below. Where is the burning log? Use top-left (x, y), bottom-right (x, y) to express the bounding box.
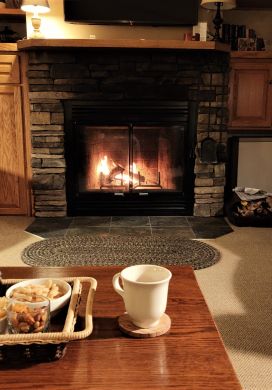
top-left (109, 164), bottom-right (125, 182)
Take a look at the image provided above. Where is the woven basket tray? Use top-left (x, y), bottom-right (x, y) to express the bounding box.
top-left (0, 276), bottom-right (97, 363)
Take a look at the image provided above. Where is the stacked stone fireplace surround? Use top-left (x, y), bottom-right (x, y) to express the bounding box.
top-left (27, 48), bottom-right (229, 217)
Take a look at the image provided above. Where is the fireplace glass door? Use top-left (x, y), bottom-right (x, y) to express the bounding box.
top-left (77, 125), bottom-right (185, 194)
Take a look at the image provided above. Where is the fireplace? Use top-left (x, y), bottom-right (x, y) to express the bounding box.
top-left (28, 47), bottom-right (229, 217)
top-left (64, 101), bottom-right (197, 215)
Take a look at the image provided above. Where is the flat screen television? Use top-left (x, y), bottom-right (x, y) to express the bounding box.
top-left (64, 0), bottom-right (199, 26)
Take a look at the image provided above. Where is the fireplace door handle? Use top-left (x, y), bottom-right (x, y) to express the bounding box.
top-left (114, 192), bottom-right (124, 196)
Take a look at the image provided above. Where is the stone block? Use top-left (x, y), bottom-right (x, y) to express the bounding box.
top-left (195, 198), bottom-right (214, 204)
top-left (195, 186), bottom-right (224, 194)
top-left (194, 203), bottom-right (211, 217)
top-left (42, 158), bottom-right (66, 168)
top-left (195, 178), bottom-right (214, 187)
top-left (33, 103), bottom-right (63, 112)
top-left (151, 64), bottom-right (178, 71)
top-left (30, 126), bottom-right (64, 136)
top-left (35, 200), bottom-right (67, 206)
top-left (35, 211), bottom-right (67, 217)
top-left (212, 73), bottom-right (224, 85)
top-left (30, 85), bottom-right (54, 92)
top-left (33, 190), bottom-right (65, 196)
top-left (54, 78), bottom-right (97, 86)
top-left (89, 64), bottom-right (119, 71)
top-left (30, 79), bottom-right (54, 85)
top-left (51, 113), bottom-right (64, 124)
top-left (210, 202), bottom-right (224, 216)
top-left (36, 194), bottom-right (66, 201)
top-left (31, 112), bottom-right (51, 125)
top-left (194, 164), bottom-right (214, 174)
top-left (50, 64), bottom-right (89, 78)
top-left (32, 148), bottom-right (50, 155)
top-left (33, 168), bottom-right (66, 174)
top-left (29, 64), bottom-right (50, 71)
top-left (31, 158), bottom-right (42, 168)
top-left (28, 71), bottom-right (50, 78)
top-left (28, 51), bottom-right (75, 64)
top-left (214, 164), bottom-right (225, 177)
top-left (32, 174), bottom-right (65, 190)
top-left (29, 92), bottom-right (77, 100)
top-left (213, 177), bottom-right (226, 186)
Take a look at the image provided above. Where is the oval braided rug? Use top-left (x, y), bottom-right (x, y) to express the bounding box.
top-left (22, 235), bottom-right (220, 270)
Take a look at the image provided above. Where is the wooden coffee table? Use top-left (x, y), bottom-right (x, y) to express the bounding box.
top-left (0, 266), bottom-right (241, 389)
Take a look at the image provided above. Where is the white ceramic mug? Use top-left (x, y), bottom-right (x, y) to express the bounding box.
top-left (112, 264), bottom-right (172, 328)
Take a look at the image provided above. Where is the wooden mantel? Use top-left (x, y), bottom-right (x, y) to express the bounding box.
top-left (17, 38), bottom-right (230, 52)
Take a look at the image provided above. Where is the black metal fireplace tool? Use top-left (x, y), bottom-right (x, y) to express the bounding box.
top-left (200, 73), bottom-right (218, 163)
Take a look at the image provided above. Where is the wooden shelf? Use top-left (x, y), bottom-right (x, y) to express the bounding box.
top-left (231, 51), bottom-right (272, 59)
top-left (0, 8), bottom-right (26, 21)
top-left (17, 39), bottom-right (230, 52)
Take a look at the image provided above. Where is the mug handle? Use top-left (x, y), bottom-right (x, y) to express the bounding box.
top-left (112, 273), bottom-right (124, 297)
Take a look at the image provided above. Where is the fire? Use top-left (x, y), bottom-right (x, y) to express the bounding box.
top-left (97, 155), bottom-right (140, 185)
top-left (97, 155), bottom-right (110, 176)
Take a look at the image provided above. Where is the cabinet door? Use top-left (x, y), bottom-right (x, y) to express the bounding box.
top-left (0, 85), bottom-right (28, 214)
top-left (229, 62), bottom-right (272, 128)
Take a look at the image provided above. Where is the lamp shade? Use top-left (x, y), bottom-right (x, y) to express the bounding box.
top-left (201, 0), bottom-right (236, 10)
top-left (21, 0), bottom-right (50, 14)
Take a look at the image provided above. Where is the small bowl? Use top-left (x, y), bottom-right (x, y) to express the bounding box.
top-left (6, 278), bottom-right (72, 316)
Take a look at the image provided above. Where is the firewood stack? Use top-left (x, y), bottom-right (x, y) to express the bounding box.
top-left (234, 196), bottom-right (272, 218)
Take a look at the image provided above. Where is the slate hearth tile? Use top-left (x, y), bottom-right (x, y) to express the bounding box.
top-left (150, 216), bottom-right (189, 227)
top-left (152, 227), bottom-right (195, 239)
top-left (187, 217), bottom-right (231, 228)
top-left (70, 216), bottom-right (111, 227)
top-left (111, 216), bottom-right (150, 227)
top-left (193, 228), bottom-right (233, 239)
top-left (109, 227), bottom-right (151, 236)
top-left (66, 227), bottom-right (110, 236)
top-left (25, 217), bottom-right (72, 238)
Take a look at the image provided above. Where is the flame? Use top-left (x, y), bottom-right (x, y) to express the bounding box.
top-left (97, 155), bottom-right (139, 185)
top-left (97, 155), bottom-right (110, 175)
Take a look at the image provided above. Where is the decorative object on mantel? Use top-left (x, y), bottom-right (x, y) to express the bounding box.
top-left (6, 0), bottom-right (21, 7)
top-left (0, 0), bottom-right (6, 8)
top-left (201, 0), bottom-right (236, 42)
top-left (0, 25), bottom-right (20, 42)
top-left (21, 0), bottom-right (50, 38)
top-left (21, 235), bottom-right (221, 270)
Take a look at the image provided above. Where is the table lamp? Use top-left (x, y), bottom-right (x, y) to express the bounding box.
top-left (201, 0), bottom-right (236, 41)
top-left (21, 0), bottom-right (50, 38)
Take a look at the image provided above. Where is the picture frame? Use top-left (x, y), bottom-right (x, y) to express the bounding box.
top-left (238, 38), bottom-right (257, 51)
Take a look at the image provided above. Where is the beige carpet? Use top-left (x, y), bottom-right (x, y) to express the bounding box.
top-left (0, 216), bottom-right (272, 389)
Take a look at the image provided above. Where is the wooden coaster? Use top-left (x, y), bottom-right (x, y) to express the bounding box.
top-left (118, 313), bottom-right (171, 338)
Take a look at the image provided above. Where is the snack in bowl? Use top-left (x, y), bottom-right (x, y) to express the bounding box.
top-left (0, 297), bottom-right (8, 333)
top-left (7, 296), bottom-right (50, 334)
top-left (6, 278), bottom-right (72, 316)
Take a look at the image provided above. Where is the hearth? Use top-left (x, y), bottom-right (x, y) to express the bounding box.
top-left (64, 101), bottom-right (198, 215)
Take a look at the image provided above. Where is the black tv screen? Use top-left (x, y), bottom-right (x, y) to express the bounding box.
top-left (64, 0), bottom-right (199, 26)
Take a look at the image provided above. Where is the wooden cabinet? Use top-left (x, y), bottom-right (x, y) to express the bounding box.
top-left (0, 51), bottom-right (30, 215)
top-left (229, 59), bottom-right (272, 128)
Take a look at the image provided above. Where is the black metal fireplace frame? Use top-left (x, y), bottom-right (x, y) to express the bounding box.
top-left (64, 100), bottom-right (198, 216)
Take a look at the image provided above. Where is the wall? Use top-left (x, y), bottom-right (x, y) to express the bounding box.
top-left (237, 139), bottom-right (272, 192)
top-left (25, 2), bottom-right (272, 41)
top-left (26, 0), bottom-right (190, 39)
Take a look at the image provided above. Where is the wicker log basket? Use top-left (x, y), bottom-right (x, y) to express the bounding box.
top-left (0, 277), bottom-right (97, 363)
